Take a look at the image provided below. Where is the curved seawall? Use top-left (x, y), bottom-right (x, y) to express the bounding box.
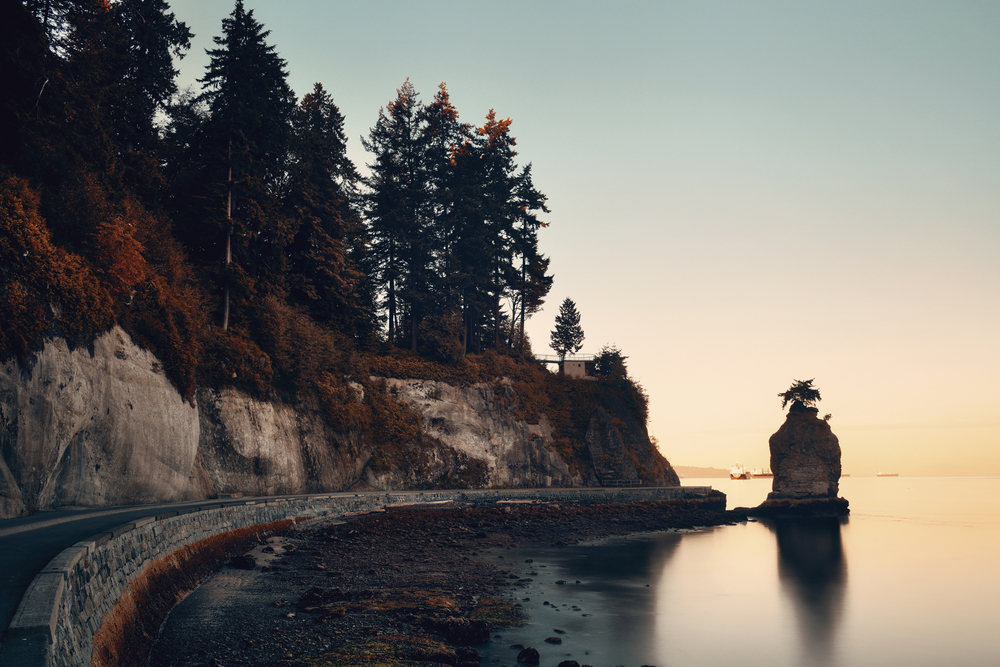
top-left (0, 486), bottom-right (720, 667)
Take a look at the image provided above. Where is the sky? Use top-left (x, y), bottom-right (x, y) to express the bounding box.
top-left (168, 0), bottom-right (1000, 477)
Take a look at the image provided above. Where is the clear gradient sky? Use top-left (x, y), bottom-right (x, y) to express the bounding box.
top-left (168, 1), bottom-right (1000, 476)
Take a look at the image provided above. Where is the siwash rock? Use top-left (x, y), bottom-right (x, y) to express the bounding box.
top-left (750, 402), bottom-right (849, 518)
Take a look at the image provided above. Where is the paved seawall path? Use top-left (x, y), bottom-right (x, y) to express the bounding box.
top-left (0, 486), bottom-right (721, 667)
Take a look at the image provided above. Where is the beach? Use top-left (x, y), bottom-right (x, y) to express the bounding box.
top-left (148, 499), bottom-right (742, 667)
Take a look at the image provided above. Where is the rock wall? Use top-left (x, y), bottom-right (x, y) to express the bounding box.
top-left (370, 379), bottom-right (579, 489)
top-left (195, 387), bottom-right (371, 498)
top-left (585, 405), bottom-right (681, 487)
top-left (0, 328), bottom-right (201, 518)
top-left (0, 328), bottom-right (678, 519)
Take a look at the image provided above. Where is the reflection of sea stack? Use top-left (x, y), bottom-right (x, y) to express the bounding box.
top-left (751, 399), bottom-right (850, 518)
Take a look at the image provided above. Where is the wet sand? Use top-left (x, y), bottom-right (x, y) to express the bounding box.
top-left (148, 498), bottom-right (742, 667)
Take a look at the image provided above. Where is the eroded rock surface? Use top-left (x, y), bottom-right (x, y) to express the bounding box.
top-left (0, 329), bottom-right (679, 519)
top-left (751, 403), bottom-right (848, 518)
top-left (585, 405), bottom-right (679, 486)
top-left (0, 327), bottom-right (202, 517)
top-left (370, 379), bottom-right (579, 489)
top-left (770, 403), bottom-right (841, 497)
top-left (196, 387), bottom-right (371, 498)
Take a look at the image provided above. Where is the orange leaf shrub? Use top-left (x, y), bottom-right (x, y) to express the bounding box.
top-left (198, 327), bottom-right (273, 396)
top-left (0, 171), bottom-right (114, 355)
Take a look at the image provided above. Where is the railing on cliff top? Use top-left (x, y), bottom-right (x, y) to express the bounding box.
top-left (535, 354), bottom-right (595, 365)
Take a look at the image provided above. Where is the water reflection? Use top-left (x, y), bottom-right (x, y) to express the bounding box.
top-left (478, 533), bottom-right (683, 665)
top-left (536, 534), bottom-right (682, 655)
top-left (766, 518), bottom-right (848, 666)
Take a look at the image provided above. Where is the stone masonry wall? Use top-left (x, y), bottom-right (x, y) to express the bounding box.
top-left (2, 486), bottom-right (719, 667)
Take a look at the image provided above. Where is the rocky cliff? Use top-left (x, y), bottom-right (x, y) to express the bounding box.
top-left (0, 327), bottom-right (677, 519)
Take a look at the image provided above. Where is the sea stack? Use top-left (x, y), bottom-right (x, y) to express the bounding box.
top-left (751, 399), bottom-right (849, 518)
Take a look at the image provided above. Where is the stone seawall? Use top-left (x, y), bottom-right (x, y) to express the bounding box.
top-left (1, 486), bottom-right (720, 667)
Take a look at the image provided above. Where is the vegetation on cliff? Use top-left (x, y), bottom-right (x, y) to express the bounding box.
top-left (1, 0), bottom-right (667, 484)
top-left (778, 378), bottom-right (822, 410)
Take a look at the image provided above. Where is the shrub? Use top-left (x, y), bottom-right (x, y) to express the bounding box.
top-left (198, 327), bottom-right (273, 396)
top-left (255, 296), bottom-right (341, 395)
top-left (0, 171), bottom-right (114, 356)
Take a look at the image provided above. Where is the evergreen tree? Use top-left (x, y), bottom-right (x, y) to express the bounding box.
top-left (419, 83), bottom-right (474, 352)
top-left (286, 82), bottom-right (359, 327)
top-left (508, 162), bottom-right (552, 349)
top-left (192, 0), bottom-right (297, 329)
top-left (362, 80), bottom-right (430, 349)
top-left (594, 344), bottom-right (628, 380)
top-left (111, 0), bottom-right (192, 157)
top-left (477, 110), bottom-right (520, 349)
top-left (779, 379), bottom-right (822, 409)
top-left (440, 127), bottom-right (490, 353)
top-left (550, 297), bottom-right (584, 359)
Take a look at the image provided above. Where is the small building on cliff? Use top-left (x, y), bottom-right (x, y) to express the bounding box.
top-left (537, 354), bottom-right (597, 379)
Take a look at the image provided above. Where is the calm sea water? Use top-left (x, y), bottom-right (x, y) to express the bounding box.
top-left (479, 477), bottom-right (1000, 667)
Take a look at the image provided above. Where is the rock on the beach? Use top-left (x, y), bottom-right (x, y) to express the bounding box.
top-left (558, 661), bottom-right (581, 667)
top-left (456, 646), bottom-right (482, 665)
top-left (296, 586), bottom-right (347, 608)
top-left (227, 555), bottom-right (256, 570)
top-left (429, 617), bottom-right (491, 645)
top-left (517, 646), bottom-right (541, 664)
top-left (544, 636), bottom-right (563, 644)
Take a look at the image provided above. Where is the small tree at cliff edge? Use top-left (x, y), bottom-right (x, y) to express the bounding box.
top-left (779, 378), bottom-right (822, 409)
top-left (550, 297), bottom-right (584, 360)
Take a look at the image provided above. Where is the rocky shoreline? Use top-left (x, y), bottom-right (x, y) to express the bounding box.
top-left (148, 498), bottom-right (743, 667)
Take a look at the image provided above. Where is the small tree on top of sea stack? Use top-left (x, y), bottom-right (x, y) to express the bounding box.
top-left (549, 297), bottom-right (585, 360)
top-left (778, 379), bottom-right (821, 411)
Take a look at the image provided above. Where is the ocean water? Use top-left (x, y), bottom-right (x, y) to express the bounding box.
top-left (479, 477), bottom-right (1000, 667)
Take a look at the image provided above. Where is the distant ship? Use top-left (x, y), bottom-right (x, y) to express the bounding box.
top-left (750, 467), bottom-right (773, 478)
top-left (730, 465), bottom-right (750, 480)
top-left (876, 471), bottom-right (899, 477)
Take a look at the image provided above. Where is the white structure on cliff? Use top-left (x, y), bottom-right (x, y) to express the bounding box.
top-left (536, 354), bottom-right (597, 379)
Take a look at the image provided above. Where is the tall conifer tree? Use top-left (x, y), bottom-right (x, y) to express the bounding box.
top-left (362, 80), bottom-right (429, 349)
top-left (196, 0), bottom-right (296, 329)
top-left (287, 83), bottom-right (368, 334)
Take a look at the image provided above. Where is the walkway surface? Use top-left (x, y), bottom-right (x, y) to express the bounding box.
top-left (0, 490), bottom-right (440, 639)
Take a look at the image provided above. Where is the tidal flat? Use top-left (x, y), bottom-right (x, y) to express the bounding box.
top-left (148, 499), bottom-right (743, 667)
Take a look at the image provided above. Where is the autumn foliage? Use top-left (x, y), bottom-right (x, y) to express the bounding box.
top-left (0, 171), bottom-right (114, 356)
top-left (0, 2), bottom-right (657, 476)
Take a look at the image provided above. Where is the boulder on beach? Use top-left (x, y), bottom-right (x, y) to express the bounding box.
top-left (517, 646), bottom-right (541, 664)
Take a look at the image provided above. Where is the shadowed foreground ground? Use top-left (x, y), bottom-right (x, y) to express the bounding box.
top-left (149, 499), bottom-right (744, 667)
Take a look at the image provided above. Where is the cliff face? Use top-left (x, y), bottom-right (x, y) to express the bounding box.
top-left (585, 406), bottom-right (680, 487)
top-left (0, 328), bottom-right (677, 519)
top-left (0, 328), bottom-right (201, 517)
top-left (368, 379), bottom-right (579, 489)
top-left (195, 386), bottom-right (372, 498)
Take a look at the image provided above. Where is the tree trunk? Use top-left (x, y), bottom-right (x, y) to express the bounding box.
top-left (519, 258), bottom-right (526, 349)
top-left (410, 305), bottom-right (418, 351)
top-left (222, 147), bottom-right (232, 331)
